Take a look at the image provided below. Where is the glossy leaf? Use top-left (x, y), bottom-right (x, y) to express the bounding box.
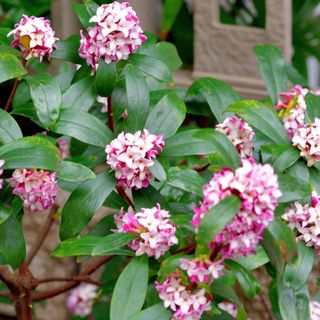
top-left (144, 93), bottom-right (186, 138)
top-left (196, 196), bottom-right (241, 254)
top-left (0, 52), bottom-right (27, 84)
top-left (130, 303), bottom-right (172, 320)
top-left (52, 109), bottom-right (113, 147)
top-left (254, 44), bottom-right (289, 104)
top-left (57, 161), bottom-right (95, 182)
top-left (161, 0), bottom-right (183, 33)
top-left (236, 247), bottom-right (269, 271)
top-left (277, 278), bottom-right (298, 320)
top-left (305, 93), bottom-right (320, 123)
top-left (295, 286), bottom-right (310, 320)
top-left (186, 77), bottom-right (241, 123)
top-left (51, 35), bottom-right (83, 64)
top-left (60, 171), bottom-right (117, 240)
top-left (0, 136), bottom-right (61, 170)
top-left (134, 185), bottom-right (170, 211)
top-left (149, 159), bottom-right (167, 182)
top-left (162, 129), bottom-right (240, 169)
top-left (226, 100), bottom-right (290, 145)
top-left (0, 205), bottom-right (13, 225)
top-left (0, 109), bottom-right (22, 144)
top-left (124, 64), bottom-right (150, 132)
top-left (95, 60), bottom-right (117, 97)
top-left (25, 74), bottom-right (61, 128)
top-left (110, 256), bottom-right (149, 320)
top-left (158, 254), bottom-right (191, 282)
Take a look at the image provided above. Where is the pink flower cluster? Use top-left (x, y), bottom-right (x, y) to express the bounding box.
top-left (275, 85), bottom-right (308, 140)
top-left (7, 169), bottom-right (57, 212)
top-left (155, 271), bottom-right (211, 320)
top-left (8, 15), bottom-right (58, 61)
top-left (114, 204), bottom-right (178, 259)
top-left (67, 284), bottom-right (97, 317)
top-left (311, 301), bottom-right (320, 320)
top-left (192, 158), bottom-right (281, 259)
top-left (106, 130), bottom-right (165, 189)
top-left (180, 257), bottom-right (224, 284)
top-left (216, 116), bottom-right (255, 158)
top-left (0, 160), bottom-right (5, 189)
top-left (282, 191), bottom-right (320, 254)
top-left (292, 118), bottom-right (320, 167)
top-left (79, 1), bottom-right (146, 70)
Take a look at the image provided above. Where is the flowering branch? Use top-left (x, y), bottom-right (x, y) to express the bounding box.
top-left (25, 204), bottom-right (59, 265)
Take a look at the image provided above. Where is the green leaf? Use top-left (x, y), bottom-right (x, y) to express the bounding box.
top-left (0, 109), bottom-right (22, 144)
top-left (57, 161), bottom-right (95, 182)
top-left (52, 233), bottom-right (136, 257)
top-left (236, 247), bottom-right (269, 271)
top-left (62, 77), bottom-right (96, 111)
top-left (52, 109), bottom-right (113, 147)
top-left (158, 254), bottom-right (191, 282)
top-left (134, 185), bottom-right (170, 211)
top-left (72, 1), bottom-right (93, 28)
top-left (226, 100), bottom-right (290, 145)
top-left (196, 196), bottom-right (241, 255)
top-left (305, 93), bottom-right (320, 123)
top-left (110, 256), bottom-right (149, 320)
top-left (0, 52), bottom-right (27, 84)
top-left (129, 54), bottom-right (172, 84)
top-left (0, 136), bottom-right (61, 170)
top-left (130, 303), bottom-right (172, 320)
top-left (278, 173), bottom-right (312, 203)
top-left (211, 277), bottom-right (241, 304)
top-left (0, 205), bottom-right (13, 225)
top-left (51, 35), bottom-right (83, 64)
top-left (224, 260), bottom-right (261, 299)
top-left (254, 44), bottom-right (290, 104)
top-left (0, 214), bottom-right (25, 269)
top-left (166, 167), bottom-right (206, 196)
top-left (261, 219), bottom-right (298, 274)
top-left (310, 167), bottom-right (320, 193)
top-left (95, 60), bottom-right (117, 97)
top-left (162, 129), bottom-right (240, 169)
top-left (124, 64), bottom-right (150, 132)
top-left (295, 286), bottom-right (310, 320)
top-left (186, 78), bottom-right (241, 123)
top-left (25, 74), bottom-right (61, 128)
top-left (277, 277), bottom-right (298, 320)
top-left (60, 171), bottom-right (117, 240)
top-left (149, 159), bottom-right (167, 182)
top-left (92, 233), bottom-right (138, 256)
top-left (161, 0), bottom-right (183, 33)
top-left (144, 93), bottom-right (186, 138)
top-left (283, 242), bottom-right (314, 291)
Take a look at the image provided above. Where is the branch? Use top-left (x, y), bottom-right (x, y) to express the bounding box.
top-left (26, 204), bottom-right (59, 265)
top-left (0, 291), bottom-right (10, 297)
top-left (107, 96), bottom-right (114, 132)
top-left (31, 255), bottom-right (113, 301)
top-left (38, 276), bottom-right (102, 286)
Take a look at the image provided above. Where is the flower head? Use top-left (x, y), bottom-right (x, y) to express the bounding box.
top-left (114, 204), bottom-right (178, 259)
top-left (79, 1), bottom-right (146, 71)
top-left (0, 160), bottom-right (5, 189)
top-left (216, 116), bottom-right (255, 158)
top-left (8, 15), bottom-right (58, 61)
top-left (192, 158), bottom-right (281, 259)
top-left (67, 284), bottom-right (97, 317)
top-left (292, 118), bottom-right (320, 167)
top-left (106, 130), bottom-right (165, 189)
top-left (282, 191), bottom-right (320, 254)
top-left (7, 169), bottom-right (57, 212)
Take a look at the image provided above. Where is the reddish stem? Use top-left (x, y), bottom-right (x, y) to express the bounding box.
top-left (107, 96), bottom-right (114, 132)
top-left (116, 185), bottom-right (135, 210)
top-left (38, 276), bottom-right (102, 286)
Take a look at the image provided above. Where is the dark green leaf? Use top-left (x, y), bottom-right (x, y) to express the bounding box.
top-left (0, 205), bottom-right (13, 225)
top-left (130, 303), bottom-right (172, 320)
top-left (134, 185), bottom-right (170, 211)
top-left (72, 1), bottom-right (93, 28)
top-left (52, 109), bottom-right (113, 147)
top-left (0, 109), bottom-right (22, 143)
top-left (186, 78), bottom-right (241, 123)
top-left (196, 196), bottom-right (241, 254)
top-left (161, 0), bottom-right (183, 33)
top-left (254, 45), bottom-right (290, 104)
top-left (145, 93), bottom-right (186, 138)
top-left (25, 74), bottom-right (61, 128)
top-left (51, 35), bottom-right (83, 64)
top-left (124, 64), bottom-right (150, 132)
top-left (162, 129), bottom-right (240, 169)
top-left (295, 286), bottom-right (310, 320)
top-left (211, 277), bottom-right (241, 304)
top-left (149, 159), bottom-right (167, 182)
top-left (62, 77), bottom-right (96, 111)
top-left (57, 161), bottom-right (95, 182)
top-left (158, 254), bottom-right (191, 282)
top-left (235, 247), bottom-right (269, 271)
top-left (110, 256), bottom-right (149, 320)
top-left (96, 60), bottom-right (117, 97)
top-left (226, 100), bottom-right (290, 145)
top-left (0, 136), bottom-right (61, 170)
top-left (60, 171), bottom-right (117, 239)
top-left (310, 167), bottom-right (320, 193)
top-left (305, 93), bottom-right (320, 123)
top-left (277, 277), bottom-right (298, 320)
top-left (0, 52), bottom-right (27, 84)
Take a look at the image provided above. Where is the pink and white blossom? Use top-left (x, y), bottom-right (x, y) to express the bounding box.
top-left (0, 160), bottom-right (5, 189)
top-left (106, 130), bottom-right (165, 189)
top-left (311, 301), bottom-right (320, 320)
top-left (7, 169), bottom-right (57, 212)
top-left (218, 302), bottom-right (238, 317)
top-left (282, 191), bottom-right (320, 254)
top-left (292, 118), bottom-right (320, 167)
top-left (79, 1), bottom-right (146, 71)
top-left (216, 116), bottom-right (255, 158)
top-left (155, 272), bottom-right (211, 320)
top-left (67, 284), bottom-right (97, 317)
top-left (8, 15), bottom-right (58, 61)
top-left (192, 158), bottom-right (281, 259)
top-left (114, 204), bottom-right (178, 259)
